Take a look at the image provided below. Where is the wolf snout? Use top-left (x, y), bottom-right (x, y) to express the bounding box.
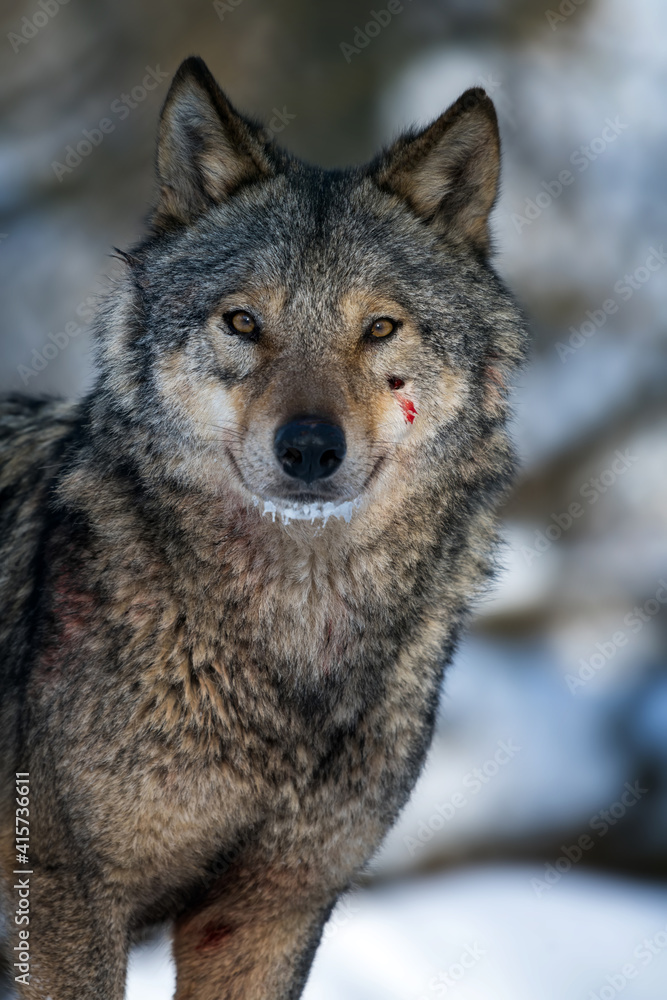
top-left (274, 418), bottom-right (346, 483)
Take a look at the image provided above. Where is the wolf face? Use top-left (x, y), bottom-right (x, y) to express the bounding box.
top-left (98, 58), bottom-right (523, 525)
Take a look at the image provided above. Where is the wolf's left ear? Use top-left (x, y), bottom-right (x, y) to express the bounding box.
top-left (371, 88), bottom-right (500, 253)
top-left (152, 57), bottom-right (275, 230)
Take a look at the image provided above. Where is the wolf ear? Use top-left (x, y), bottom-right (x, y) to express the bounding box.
top-left (371, 88), bottom-right (500, 252)
top-left (152, 57), bottom-right (275, 230)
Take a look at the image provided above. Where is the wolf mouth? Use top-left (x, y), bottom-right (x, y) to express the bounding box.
top-left (252, 496), bottom-right (363, 525)
top-left (224, 447), bottom-right (387, 516)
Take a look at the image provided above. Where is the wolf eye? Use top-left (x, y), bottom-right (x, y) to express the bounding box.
top-left (225, 310), bottom-right (258, 338)
top-left (368, 318), bottom-right (397, 339)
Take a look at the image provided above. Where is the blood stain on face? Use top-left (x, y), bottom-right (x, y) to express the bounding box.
top-left (396, 395), bottom-right (417, 424)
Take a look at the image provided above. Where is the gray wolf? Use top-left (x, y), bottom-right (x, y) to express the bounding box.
top-left (0, 56), bottom-right (526, 999)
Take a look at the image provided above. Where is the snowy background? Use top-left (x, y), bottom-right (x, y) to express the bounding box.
top-left (1, 0), bottom-right (667, 996)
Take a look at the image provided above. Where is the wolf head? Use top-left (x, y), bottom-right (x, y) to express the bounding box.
top-left (95, 57), bottom-right (525, 525)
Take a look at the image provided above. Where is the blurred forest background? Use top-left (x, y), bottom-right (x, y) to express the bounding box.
top-left (1, 0), bottom-right (666, 997)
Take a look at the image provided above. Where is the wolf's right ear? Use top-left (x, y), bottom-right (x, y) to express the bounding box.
top-left (152, 57), bottom-right (275, 230)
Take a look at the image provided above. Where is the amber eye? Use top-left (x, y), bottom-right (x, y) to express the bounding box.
top-left (226, 310), bottom-right (258, 337)
top-left (368, 317), bottom-right (397, 339)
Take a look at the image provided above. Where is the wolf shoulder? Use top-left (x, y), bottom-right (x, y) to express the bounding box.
top-left (0, 395), bottom-right (80, 639)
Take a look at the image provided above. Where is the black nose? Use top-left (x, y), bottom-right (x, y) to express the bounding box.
top-left (274, 418), bottom-right (346, 483)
